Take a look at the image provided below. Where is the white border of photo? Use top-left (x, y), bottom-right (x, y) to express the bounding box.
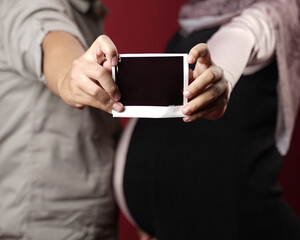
top-left (112, 53), bottom-right (189, 118)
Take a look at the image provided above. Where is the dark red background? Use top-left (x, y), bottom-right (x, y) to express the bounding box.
top-left (101, 0), bottom-right (300, 239)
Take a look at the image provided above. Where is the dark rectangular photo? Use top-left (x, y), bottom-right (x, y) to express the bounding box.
top-left (112, 54), bottom-right (188, 118)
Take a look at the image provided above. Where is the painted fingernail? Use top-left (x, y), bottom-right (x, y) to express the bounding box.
top-left (183, 90), bottom-right (191, 98)
top-left (183, 116), bottom-right (191, 122)
top-left (113, 102), bottom-right (124, 112)
top-left (182, 106), bottom-right (190, 115)
top-left (112, 56), bottom-right (118, 66)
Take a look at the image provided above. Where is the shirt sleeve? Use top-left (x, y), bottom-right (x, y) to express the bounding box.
top-left (207, 3), bottom-right (276, 94)
top-left (0, 0), bottom-right (88, 82)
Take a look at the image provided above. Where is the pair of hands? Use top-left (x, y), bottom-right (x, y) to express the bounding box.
top-left (59, 35), bottom-right (229, 121)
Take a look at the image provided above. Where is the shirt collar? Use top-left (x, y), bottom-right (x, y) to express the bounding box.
top-left (69, 0), bottom-right (91, 13)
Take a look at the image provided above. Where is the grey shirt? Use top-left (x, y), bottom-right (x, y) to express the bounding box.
top-left (0, 0), bottom-right (121, 239)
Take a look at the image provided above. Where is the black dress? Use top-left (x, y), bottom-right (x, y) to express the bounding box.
top-left (122, 28), bottom-right (300, 240)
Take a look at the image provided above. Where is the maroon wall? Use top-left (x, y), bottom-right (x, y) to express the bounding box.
top-left (101, 0), bottom-right (187, 54)
top-left (100, 1), bottom-right (300, 239)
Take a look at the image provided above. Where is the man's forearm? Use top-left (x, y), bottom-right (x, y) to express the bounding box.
top-left (42, 31), bottom-right (85, 97)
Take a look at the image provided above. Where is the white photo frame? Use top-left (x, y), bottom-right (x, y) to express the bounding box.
top-left (112, 53), bottom-right (189, 118)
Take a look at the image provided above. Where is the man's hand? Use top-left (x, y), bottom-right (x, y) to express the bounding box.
top-left (42, 32), bottom-right (124, 113)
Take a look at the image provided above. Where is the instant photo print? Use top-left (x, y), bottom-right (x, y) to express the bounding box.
top-left (112, 54), bottom-right (188, 118)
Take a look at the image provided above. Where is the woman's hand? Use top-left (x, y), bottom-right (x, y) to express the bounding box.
top-left (137, 228), bottom-right (157, 240)
top-left (43, 32), bottom-right (124, 113)
top-left (181, 43), bottom-right (229, 122)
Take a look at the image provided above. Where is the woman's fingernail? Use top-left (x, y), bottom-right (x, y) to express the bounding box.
top-left (183, 116), bottom-right (191, 122)
top-left (183, 90), bottom-right (191, 98)
top-left (112, 102), bottom-right (124, 112)
top-left (182, 106), bottom-right (190, 115)
top-left (112, 56), bottom-right (118, 66)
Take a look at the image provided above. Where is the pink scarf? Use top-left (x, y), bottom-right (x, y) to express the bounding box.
top-left (180, 0), bottom-right (300, 155)
top-left (180, 0), bottom-right (259, 17)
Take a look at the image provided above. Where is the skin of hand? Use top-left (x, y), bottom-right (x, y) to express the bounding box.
top-left (181, 43), bottom-right (229, 122)
top-left (42, 31), bottom-right (124, 113)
